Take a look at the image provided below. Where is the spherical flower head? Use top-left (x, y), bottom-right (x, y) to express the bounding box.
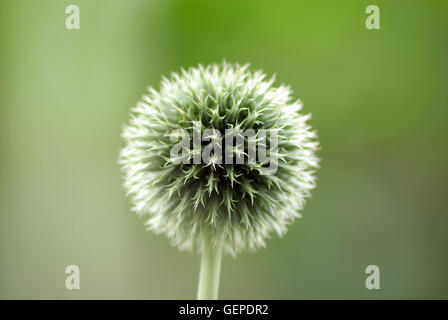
top-left (120, 63), bottom-right (319, 256)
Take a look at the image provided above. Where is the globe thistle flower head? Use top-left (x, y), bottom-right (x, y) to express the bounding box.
top-left (120, 63), bottom-right (319, 256)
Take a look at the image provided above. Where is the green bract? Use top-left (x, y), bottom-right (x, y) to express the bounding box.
top-left (120, 63), bottom-right (319, 256)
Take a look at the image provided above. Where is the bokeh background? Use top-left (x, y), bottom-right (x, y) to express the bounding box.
top-left (1, 0), bottom-right (447, 299)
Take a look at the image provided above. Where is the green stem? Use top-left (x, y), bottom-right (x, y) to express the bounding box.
top-left (197, 246), bottom-right (222, 300)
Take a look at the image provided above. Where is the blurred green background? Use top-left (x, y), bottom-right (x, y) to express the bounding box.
top-left (1, 0), bottom-right (447, 299)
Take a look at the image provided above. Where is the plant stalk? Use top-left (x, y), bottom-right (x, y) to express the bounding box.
top-left (197, 246), bottom-right (222, 300)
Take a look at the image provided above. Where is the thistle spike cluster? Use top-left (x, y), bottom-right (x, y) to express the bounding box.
top-left (120, 63), bottom-right (319, 256)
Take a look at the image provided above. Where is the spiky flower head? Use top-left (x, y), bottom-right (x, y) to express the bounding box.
top-left (120, 63), bottom-right (319, 256)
